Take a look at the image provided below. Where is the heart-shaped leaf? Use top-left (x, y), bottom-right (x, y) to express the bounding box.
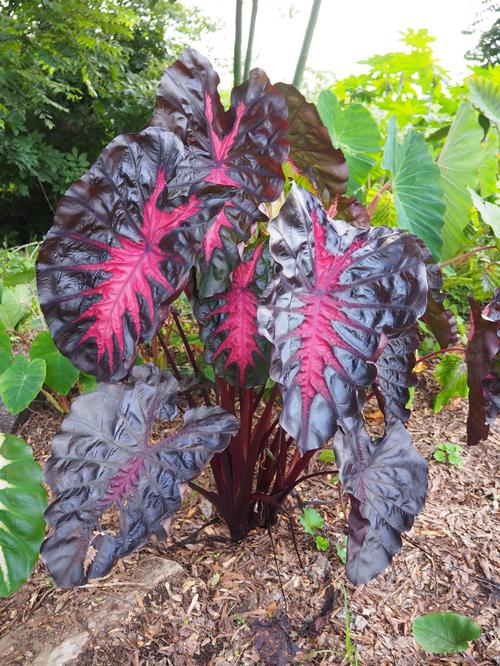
top-left (30, 331), bottom-right (79, 395)
top-left (413, 612), bottom-right (481, 654)
top-left (334, 419), bottom-right (428, 585)
top-left (149, 48), bottom-right (289, 201)
top-left (196, 243), bottom-right (272, 387)
top-left (42, 364), bottom-right (239, 587)
top-left (258, 186), bottom-right (427, 452)
top-left (0, 284), bottom-right (32, 330)
top-left (37, 127), bottom-right (228, 381)
top-left (0, 433), bottom-right (47, 597)
top-left (0, 356), bottom-right (46, 414)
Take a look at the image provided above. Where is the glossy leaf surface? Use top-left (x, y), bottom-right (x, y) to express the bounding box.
top-left (466, 290), bottom-right (500, 445)
top-left (258, 186), bottom-right (427, 452)
top-left (0, 434), bottom-right (47, 597)
top-left (149, 48), bottom-right (289, 201)
top-left (37, 127), bottom-right (227, 381)
top-left (197, 244), bottom-right (271, 387)
top-left (333, 419), bottom-right (428, 585)
top-left (275, 83), bottom-right (348, 200)
top-left (42, 364), bottom-right (239, 587)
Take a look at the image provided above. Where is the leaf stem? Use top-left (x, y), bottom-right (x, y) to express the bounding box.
top-left (234, 0), bottom-right (243, 86)
top-left (416, 347), bottom-right (465, 364)
top-left (366, 181), bottom-right (392, 218)
top-left (41, 388), bottom-right (66, 415)
top-left (438, 244), bottom-right (497, 269)
top-left (243, 0), bottom-right (258, 80)
top-left (292, 0), bottom-right (322, 88)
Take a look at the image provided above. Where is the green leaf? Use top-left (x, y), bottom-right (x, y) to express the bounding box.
top-left (382, 117), bottom-right (445, 258)
top-left (369, 190), bottom-right (397, 228)
top-left (433, 450), bottom-right (447, 462)
top-left (468, 188), bottom-right (500, 239)
top-left (468, 76), bottom-right (500, 126)
top-left (78, 371), bottom-right (97, 394)
top-left (0, 356), bottom-right (46, 414)
top-left (0, 433), bottom-right (47, 597)
top-left (30, 331), bottom-right (78, 395)
top-left (318, 449), bottom-right (335, 464)
top-left (315, 535), bottom-right (329, 551)
top-left (477, 129), bottom-right (499, 198)
top-left (448, 454), bottom-right (465, 468)
top-left (0, 285), bottom-right (32, 330)
top-left (405, 386), bottom-right (415, 409)
top-left (317, 90), bottom-right (381, 193)
top-left (299, 507), bottom-right (324, 536)
top-left (437, 103), bottom-right (484, 259)
top-left (3, 269), bottom-right (36, 288)
top-left (433, 354), bottom-right (468, 413)
top-left (335, 536), bottom-right (347, 564)
top-left (0, 322), bottom-right (12, 376)
top-left (412, 612), bottom-right (481, 654)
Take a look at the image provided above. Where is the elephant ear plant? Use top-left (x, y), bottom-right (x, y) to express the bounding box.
top-left (34, 49), bottom-right (499, 589)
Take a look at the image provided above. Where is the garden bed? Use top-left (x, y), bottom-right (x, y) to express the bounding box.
top-left (0, 375), bottom-right (498, 665)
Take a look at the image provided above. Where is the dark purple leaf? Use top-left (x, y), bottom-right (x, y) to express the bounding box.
top-left (275, 83), bottom-right (348, 201)
top-left (466, 289), bottom-right (500, 445)
top-left (252, 612), bottom-right (298, 666)
top-left (196, 243), bottom-right (272, 387)
top-left (258, 186), bottom-right (428, 452)
top-left (149, 48), bottom-right (289, 201)
top-left (37, 128), bottom-right (228, 381)
top-left (333, 418), bottom-right (428, 585)
top-left (418, 241), bottom-right (458, 348)
top-left (374, 327), bottom-right (419, 421)
top-left (332, 195), bottom-right (371, 228)
top-left (41, 364), bottom-right (239, 587)
top-left (196, 192), bottom-right (262, 298)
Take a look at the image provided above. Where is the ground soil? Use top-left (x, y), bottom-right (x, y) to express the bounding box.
top-left (0, 371), bottom-right (498, 665)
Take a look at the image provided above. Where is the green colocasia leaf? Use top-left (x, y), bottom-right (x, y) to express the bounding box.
top-left (0, 322), bottom-right (12, 376)
top-left (369, 189), bottom-right (397, 228)
top-left (315, 535), bottom-right (329, 551)
top-left (433, 354), bottom-right (468, 413)
top-left (0, 433), bottom-right (47, 597)
top-left (412, 612), bottom-right (481, 654)
top-left (78, 372), bottom-right (97, 394)
top-left (468, 76), bottom-right (500, 126)
top-left (437, 102), bottom-right (485, 259)
top-left (317, 90), bottom-right (381, 194)
top-left (299, 507), bottom-right (324, 536)
top-left (335, 536), bottom-right (347, 564)
top-left (477, 129), bottom-right (499, 198)
top-left (30, 331), bottom-right (79, 395)
top-left (0, 285), bottom-right (33, 330)
top-left (382, 117), bottom-right (445, 258)
top-left (468, 188), bottom-right (500, 239)
top-left (0, 356), bottom-right (46, 414)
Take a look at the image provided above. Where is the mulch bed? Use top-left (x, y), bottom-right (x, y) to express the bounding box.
top-left (1, 372), bottom-right (498, 665)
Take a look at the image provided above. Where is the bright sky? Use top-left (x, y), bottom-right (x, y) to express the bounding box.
top-left (184, 0), bottom-right (490, 89)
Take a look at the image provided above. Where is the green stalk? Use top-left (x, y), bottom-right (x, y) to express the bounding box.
top-left (234, 0), bottom-right (244, 86)
top-left (292, 0), bottom-right (322, 89)
top-left (243, 0), bottom-right (259, 80)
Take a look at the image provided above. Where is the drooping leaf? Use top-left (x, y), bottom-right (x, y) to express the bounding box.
top-left (0, 285), bottom-right (32, 330)
top-left (0, 356), bottom-right (46, 414)
top-left (468, 75), bottom-right (500, 126)
top-left (412, 612), bottom-right (481, 654)
top-left (419, 241), bottom-right (459, 348)
top-left (299, 507), bottom-right (324, 536)
top-left (258, 186), bottom-right (427, 452)
top-left (334, 419), bottom-right (428, 585)
top-left (196, 244), bottom-right (271, 387)
top-left (37, 127), bottom-right (228, 381)
top-left (437, 102), bottom-right (485, 259)
top-left (275, 83), bottom-right (348, 200)
top-left (374, 327), bottom-right (419, 421)
top-left (468, 187), bottom-right (500, 239)
top-left (149, 48), bottom-right (289, 201)
top-left (433, 353), bottom-right (468, 413)
top-left (0, 434), bottom-right (47, 597)
top-left (41, 364), bottom-right (238, 587)
top-left (0, 322), bottom-right (12, 376)
top-left (30, 331), bottom-right (79, 395)
top-left (465, 291), bottom-right (500, 445)
top-left (382, 117), bottom-right (445, 259)
top-left (317, 90), bottom-right (381, 194)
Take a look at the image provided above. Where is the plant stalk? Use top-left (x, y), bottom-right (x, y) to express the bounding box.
top-left (243, 0), bottom-right (258, 80)
top-left (416, 347), bottom-right (465, 364)
top-left (234, 0), bottom-right (244, 86)
top-left (438, 244), bottom-right (497, 269)
top-left (292, 0), bottom-right (322, 88)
